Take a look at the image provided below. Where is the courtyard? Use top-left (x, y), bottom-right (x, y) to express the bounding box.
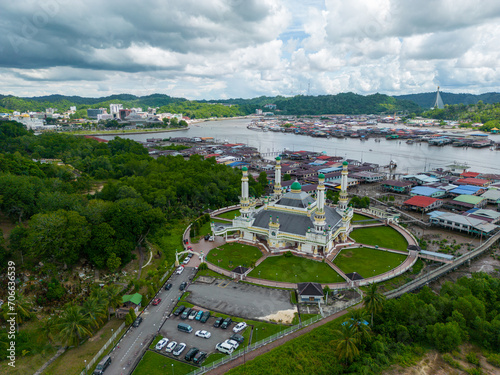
top-left (206, 242), bottom-right (263, 271)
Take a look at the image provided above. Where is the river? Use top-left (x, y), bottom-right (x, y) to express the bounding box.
top-left (98, 119), bottom-right (500, 174)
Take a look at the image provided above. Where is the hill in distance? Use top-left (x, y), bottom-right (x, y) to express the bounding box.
top-left (394, 91), bottom-right (500, 109)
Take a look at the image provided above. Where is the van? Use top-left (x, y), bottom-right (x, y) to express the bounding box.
top-left (93, 355), bottom-right (111, 375)
top-left (215, 342), bottom-right (234, 354)
top-left (177, 323), bottom-right (193, 333)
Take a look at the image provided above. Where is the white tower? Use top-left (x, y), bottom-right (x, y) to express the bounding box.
top-left (338, 161), bottom-right (349, 211)
top-left (273, 156), bottom-right (282, 197)
top-left (314, 173), bottom-right (326, 231)
top-left (240, 167), bottom-right (251, 218)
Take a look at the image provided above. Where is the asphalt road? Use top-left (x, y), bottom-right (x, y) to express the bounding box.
top-left (105, 266), bottom-right (197, 375)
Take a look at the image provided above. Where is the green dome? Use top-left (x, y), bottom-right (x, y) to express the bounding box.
top-left (318, 173), bottom-right (325, 179)
top-left (342, 161), bottom-right (348, 166)
top-left (276, 156), bottom-right (281, 161)
top-left (242, 166), bottom-right (248, 171)
top-left (291, 181), bottom-right (302, 191)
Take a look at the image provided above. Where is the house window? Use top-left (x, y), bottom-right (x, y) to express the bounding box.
top-left (309, 296), bottom-right (315, 302)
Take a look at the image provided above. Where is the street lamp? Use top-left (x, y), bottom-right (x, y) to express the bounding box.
top-left (84, 360), bottom-right (87, 375)
top-left (276, 273), bottom-right (278, 287)
top-left (172, 363), bottom-right (174, 375)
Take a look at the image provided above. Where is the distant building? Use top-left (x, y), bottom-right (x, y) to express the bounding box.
top-left (297, 282), bottom-right (324, 304)
top-left (110, 103), bottom-right (123, 115)
top-left (403, 196), bottom-right (442, 212)
top-left (87, 108), bottom-right (104, 119)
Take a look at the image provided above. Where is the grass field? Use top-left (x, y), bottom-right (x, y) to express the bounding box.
top-left (215, 209), bottom-right (240, 220)
top-left (248, 254), bottom-right (344, 283)
top-left (333, 247), bottom-right (408, 278)
top-left (351, 213), bottom-right (375, 222)
top-left (132, 351), bottom-right (196, 375)
top-left (206, 242), bottom-right (263, 270)
top-left (191, 218), bottom-right (227, 243)
top-left (350, 226), bottom-right (408, 251)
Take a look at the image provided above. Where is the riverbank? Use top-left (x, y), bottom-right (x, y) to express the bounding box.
top-left (62, 127), bottom-right (188, 137)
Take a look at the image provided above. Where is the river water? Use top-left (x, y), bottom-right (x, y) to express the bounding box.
top-left (99, 119), bottom-right (500, 174)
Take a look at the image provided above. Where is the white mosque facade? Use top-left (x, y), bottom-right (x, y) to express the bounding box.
top-left (212, 157), bottom-right (353, 256)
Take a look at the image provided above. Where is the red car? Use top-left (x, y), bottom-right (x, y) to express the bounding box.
top-left (187, 246), bottom-right (193, 251)
top-left (152, 298), bottom-right (161, 306)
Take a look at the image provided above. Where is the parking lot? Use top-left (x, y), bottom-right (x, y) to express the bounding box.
top-left (186, 280), bottom-right (295, 320)
top-left (157, 312), bottom-right (244, 360)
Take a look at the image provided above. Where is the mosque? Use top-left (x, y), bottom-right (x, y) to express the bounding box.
top-left (213, 157), bottom-right (353, 257)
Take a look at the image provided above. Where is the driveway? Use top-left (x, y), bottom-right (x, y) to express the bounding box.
top-left (186, 281), bottom-right (296, 320)
top-left (105, 266), bottom-right (198, 375)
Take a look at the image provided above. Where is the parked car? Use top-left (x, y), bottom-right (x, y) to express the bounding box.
top-left (152, 298), bottom-right (161, 306)
top-left (188, 309), bottom-right (198, 320)
top-left (195, 330), bottom-right (211, 339)
top-left (193, 351), bottom-right (207, 364)
top-left (172, 342), bottom-right (186, 356)
top-left (195, 310), bottom-right (203, 321)
top-left (220, 317), bottom-right (232, 329)
top-left (213, 317), bottom-right (223, 328)
top-left (187, 246), bottom-right (193, 251)
top-left (215, 342), bottom-right (234, 354)
top-left (208, 236), bottom-right (215, 242)
top-left (164, 283), bottom-right (172, 290)
top-left (224, 339), bottom-right (239, 350)
top-left (176, 266), bottom-right (184, 275)
top-left (185, 347), bottom-right (199, 361)
top-left (93, 355), bottom-right (111, 375)
top-left (184, 239), bottom-right (189, 244)
top-left (132, 317), bottom-right (143, 327)
top-left (200, 311), bottom-right (211, 323)
top-left (233, 322), bottom-right (247, 333)
top-left (230, 333), bottom-right (244, 344)
top-left (183, 257), bottom-right (190, 265)
top-left (173, 305), bottom-right (185, 316)
top-left (165, 341), bottom-right (177, 353)
top-left (204, 234), bottom-right (210, 241)
top-left (155, 338), bottom-right (169, 350)
top-left (179, 281), bottom-right (187, 291)
top-left (180, 308), bottom-right (192, 320)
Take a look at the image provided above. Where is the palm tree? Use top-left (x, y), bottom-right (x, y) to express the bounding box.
top-left (104, 285), bottom-right (122, 320)
top-left (363, 283), bottom-right (385, 326)
top-left (38, 317), bottom-right (56, 345)
top-left (56, 304), bottom-right (92, 347)
top-left (347, 308), bottom-right (371, 342)
top-left (331, 324), bottom-right (360, 365)
top-left (81, 297), bottom-right (106, 330)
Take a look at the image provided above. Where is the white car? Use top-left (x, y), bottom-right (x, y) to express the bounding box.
top-left (165, 341), bottom-right (177, 353)
top-left (195, 330), bottom-right (211, 339)
top-left (223, 339), bottom-right (239, 350)
top-left (173, 342), bottom-right (186, 356)
top-left (155, 338), bottom-right (169, 350)
top-left (233, 322), bottom-right (247, 333)
top-left (183, 257), bottom-right (190, 265)
top-left (176, 266), bottom-right (184, 275)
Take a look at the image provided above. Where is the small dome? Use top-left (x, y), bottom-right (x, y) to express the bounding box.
top-left (242, 166), bottom-right (248, 171)
top-left (291, 181), bottom-right (301, 192)
top-left (342, 161), bottom-right (348, 166)
top-left (276, 156), bottom-right (281, 161)
top-left (318, 173), bottom-right (325, 179)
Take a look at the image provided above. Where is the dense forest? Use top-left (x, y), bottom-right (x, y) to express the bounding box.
top-left (0, 92), bottom-right (421, 117)
top-left (0, 120), bottom-right (266, 272)
top-left (395, 91), bottom-right (500, 109)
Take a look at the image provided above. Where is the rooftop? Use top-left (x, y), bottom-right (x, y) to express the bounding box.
top-left (404, 196), bottom-right (440, 207)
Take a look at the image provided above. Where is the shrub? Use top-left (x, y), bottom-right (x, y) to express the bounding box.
top-left (284, 251), bottom-right (293, 258)
top-left (442, 353), bottom-right (462, 370)
top-left (198, 262), bottom-right (208, 271)
top-left (466, 352), bottom-right (480, 366)
top-left (486, 353), bottom-right (500, 368)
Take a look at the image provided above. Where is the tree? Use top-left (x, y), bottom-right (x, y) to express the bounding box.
top-left (56, 304), bottom-right (92, 347)
top-left (283, 173), bottom-right (291, 181)
top-left (346, 308), bottom-right (371, 342)
top-left (106, 253), bottom-right (122, 272)
top-left (427, 321), bottom-right (462, 352)
top-left (104, 285), bottom-right (123, 321)
top-left (331, 324), bottom-right (360, 365)
top-left (363, 283), bottom-right (385, 326)
top-left (81, 297), bottom-right (106, 331)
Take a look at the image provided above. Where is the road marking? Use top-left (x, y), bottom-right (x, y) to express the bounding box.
top-left (219, 280), bottom-right (232, 288)
top-left (120, 333), bottom-right (143, 362)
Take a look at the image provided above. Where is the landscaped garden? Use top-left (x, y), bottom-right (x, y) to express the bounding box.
top-left (333, 247), bottom-right (408, 278)
top-left (206, 242), bottom-right (263, 271)
top-left (214, 209), bottom-right (240, 220)
top-left (349, 226), bottom-right (408, 251)
top-left (248, 253), bottom-right (345, 283)
top-left (351, 213), bottom-right (375, 222)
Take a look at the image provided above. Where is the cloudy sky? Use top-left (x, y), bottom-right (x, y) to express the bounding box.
top-left (2, 0), bottom-right (500, 99)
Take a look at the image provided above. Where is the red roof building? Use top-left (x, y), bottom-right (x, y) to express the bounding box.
top-left (455, 178), bottom-right (491, 187)
top-left (460, 171), bottom-right (480, 178)
top-left (403, 196), bottom-right (442, 212)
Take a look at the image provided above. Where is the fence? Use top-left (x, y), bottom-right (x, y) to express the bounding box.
top-left (184, 295), bottom-right (362, 375)
top-left (79, 322), bottom-right (126, 375)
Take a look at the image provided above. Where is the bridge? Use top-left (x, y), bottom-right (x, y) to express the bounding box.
top-left (384, 232), bottom-right (500, 299)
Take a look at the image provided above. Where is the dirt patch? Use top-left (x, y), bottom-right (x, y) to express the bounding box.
top-left (258, 309), bottom-right (297, 324)
top-left (341, 251), bottom-right (353, 258)
top-left (0, 213), bottom-right (18, 238)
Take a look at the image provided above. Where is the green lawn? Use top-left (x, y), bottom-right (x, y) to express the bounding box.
top-left (191, 218), bottom-right (227, 243)
top-left (333, 247), bottom-right (408, 278)
top-left (351, 213), bottom-right (376, 222)
top-left (350, 226), bottom-right (408, 251)
top-left (206, 243), bottom-right (263, 270)
top-left (132, 351), bottom-right (196, 375)
top-left (248, 254), bottom-right (344, 283)
top-left (193, 268), bottom-right (231, 281)
top-left (215, 209), bottom-right (240, 220)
